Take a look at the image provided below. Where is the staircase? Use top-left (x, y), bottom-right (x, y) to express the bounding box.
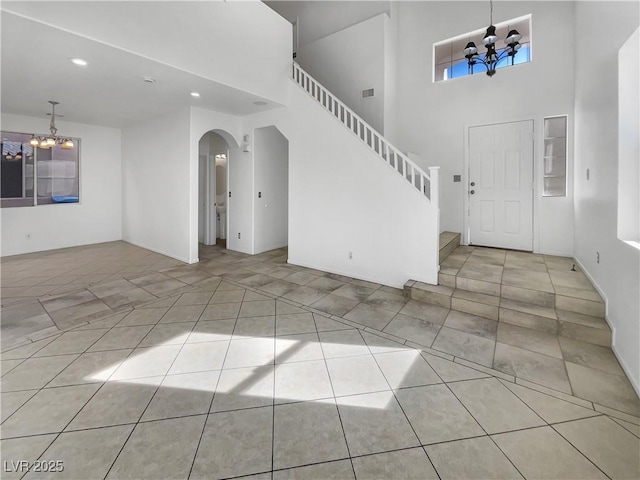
top-left (405, 246), bottom-right (611, 347)
top-left (290, 62), bottom-right (441, 286)
top-left (439, 231), bottom-right (461, 264)
top-left (292, 63), bottom-right (440, 203)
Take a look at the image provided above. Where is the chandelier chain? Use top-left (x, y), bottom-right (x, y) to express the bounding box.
top-left (490, 0), bottom-right (493, 25)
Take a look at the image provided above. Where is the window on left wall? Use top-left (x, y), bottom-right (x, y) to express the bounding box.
top-left (1, 131), bottom-right (80, 208)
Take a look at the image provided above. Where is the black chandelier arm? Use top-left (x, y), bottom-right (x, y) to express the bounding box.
top-left (470, 47), bottom-right (517, 66)
top-left (468, 58), bottom-right (491, 72)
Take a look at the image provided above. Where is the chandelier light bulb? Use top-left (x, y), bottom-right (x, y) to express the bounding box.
top-left (505, 29), bottom-right (522, 45)
top-left (463, 1), bottom-right (523, 77)
top-left (482, 25), bottom-right (498, 46)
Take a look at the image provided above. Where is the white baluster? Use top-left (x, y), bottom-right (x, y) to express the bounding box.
top-left (293, 63), bottom-right (438, 203)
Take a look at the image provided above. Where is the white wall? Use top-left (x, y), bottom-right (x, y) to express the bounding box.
top-left (123, 105), bottom-right (248, 263)
top-left (243, 81), bottom-right (439, 288)
top-left (617, 27), bottom-right (640, 244)
top-left (1, 113), bottom-right (121, 256)
top-left (297, 13), bottom-right (388, 135)
top-left (394, 1), bottom-right (576, 255)
top-left (226, 142), bottom-right (253, 255)
top-left (383, 3), bottom-right (399, 146)
top-left (254, 126), bottom-right (289, 254)
top-left (573, 2), bottom-right (640, 392)
top-left (122, 108), bottom-right (191, 262)
top-left (266, 1), bottom-right (390, 46)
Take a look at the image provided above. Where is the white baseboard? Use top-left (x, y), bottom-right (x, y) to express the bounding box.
top-left (573, 256), bottom-right (609, 321)
top-left (573, 257), bottom-right (640, 396)
top-left (122, 239), bottom-right (192, 264)
top-left (287, 257), bottom-right (402, 289)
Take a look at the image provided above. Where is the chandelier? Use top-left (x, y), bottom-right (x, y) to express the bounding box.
top-left (462, 0), bottom-right (522, 77)
top-left (29, 101), bottom-right (74, 150)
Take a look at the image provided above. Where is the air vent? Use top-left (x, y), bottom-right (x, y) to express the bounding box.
top-left (361, 88), bottom-right (375, 99)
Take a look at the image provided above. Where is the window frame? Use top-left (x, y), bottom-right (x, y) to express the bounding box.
top-left (1, 130), bottom-right (81, 208)
top-left (542, 115), bottom-right (568, 197)
top-left (433, 14), bottom-right (532, 83)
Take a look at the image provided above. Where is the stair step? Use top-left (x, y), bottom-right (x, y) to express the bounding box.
top-left (557, 309), bottom-right (611, 347)
top-left (556, 309), bottom-right (609, 330)
top-left (439, 232), bottom-right (461, 264)
top-left (455, 276), bottom-right (501, 296)
top-left (501, 284), bottom-right (555, 308)
top-left (406, 281), bottom-right (454, 309)
top-left (453, 297), bottom-right (499, 321)
top-left (499, 308), bottom-right (558, 335)
top-left (405, 277), bottom-right (611, 346)
top-left (451, 289), bottom-right (500, 321)
top-left (438, 272), bottom-right (456, 288)
top-left (500, 298), bottom-right (557, 320)
top-left (555, 294), bottom-right (605, 317)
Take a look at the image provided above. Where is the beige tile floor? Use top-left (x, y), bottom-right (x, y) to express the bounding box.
top-left (435, 246), bottom-right (639, 416)
top-left (1, 241), bottom-right (639, 479)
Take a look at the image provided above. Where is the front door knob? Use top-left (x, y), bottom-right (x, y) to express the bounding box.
top-left (470, 182), bottom-right (476, 186)
top-left (470, 190), bottom-right (475, 194)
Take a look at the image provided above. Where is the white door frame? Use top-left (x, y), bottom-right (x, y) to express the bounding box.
top-left (203, 155), bottom-right (216, 246)
top-left (463, 118), bottom-right (537, 250)
top-left (222, 150), bottom-right (230, 248)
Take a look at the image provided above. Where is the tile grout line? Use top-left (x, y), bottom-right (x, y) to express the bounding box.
top-left (497, 377), bottom-right (596, 412)
top-left (549, 421), bottom-right (614, 480)
top-left (186, 286), bottom-right (238, 480)
top-left (367, 340), bottom-right (443, 480)
top-left (315, 323), bottom-right (358, 479)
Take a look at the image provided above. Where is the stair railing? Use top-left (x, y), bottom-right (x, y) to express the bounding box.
top-left (292, 62), bottom-right (439, 207)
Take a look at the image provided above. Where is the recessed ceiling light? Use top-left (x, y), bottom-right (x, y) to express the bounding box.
top-left (143, 77), bottom-right (156, 84)
top-left (254, 101), bottom-right (268, 106)
top-left (190, 92), bottom-right (200, 97)
top-left (70, 58), bottom-right (88, 66)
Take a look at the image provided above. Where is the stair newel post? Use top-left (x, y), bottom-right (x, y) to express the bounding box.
top-left (428, 166), bottom-right (440, 209)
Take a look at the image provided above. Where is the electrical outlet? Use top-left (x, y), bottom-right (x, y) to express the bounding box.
top-left (238, 233), bottom-right (241, 239)
top-left (596, 251), bottom-right (600, 264)
top-left (348, 251), bottom-right (353, 260)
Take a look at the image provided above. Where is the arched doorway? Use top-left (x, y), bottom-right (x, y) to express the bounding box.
top-left (198, 130), bottom-right (231, 248)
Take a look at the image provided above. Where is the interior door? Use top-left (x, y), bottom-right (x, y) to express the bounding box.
top-left (468, 120), bottom-right (534, 251)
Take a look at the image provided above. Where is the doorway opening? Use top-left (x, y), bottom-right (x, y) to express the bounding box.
top-left (198, 131), bottom-right (229, 248)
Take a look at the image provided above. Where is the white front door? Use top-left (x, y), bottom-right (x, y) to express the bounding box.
top-left (468, 120), bottom-right (534, 251)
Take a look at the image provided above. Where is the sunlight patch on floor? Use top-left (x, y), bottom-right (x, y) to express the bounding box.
top-left (86, 333), bottom-right (419, 409)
